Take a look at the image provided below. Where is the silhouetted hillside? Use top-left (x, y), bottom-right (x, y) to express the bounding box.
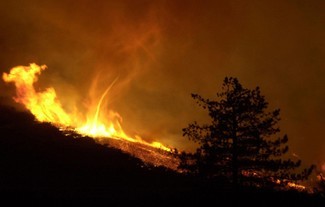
top-left (0, 105), bottom-right (181, 205)
top-left (0, 105), bottom-right (324, 206)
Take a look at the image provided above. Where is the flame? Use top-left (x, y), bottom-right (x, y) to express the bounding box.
top-left (2, 64), bottom-right (71, 125)
top-left (287, 182), bottom-right (306, 191)
top-left (3, 63), bottom-right (171, 152)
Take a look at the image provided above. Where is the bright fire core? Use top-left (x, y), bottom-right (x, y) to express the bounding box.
top-left (2, 63), bottom-right (170, 151)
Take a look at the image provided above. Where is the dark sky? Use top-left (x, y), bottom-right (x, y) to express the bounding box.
top-left (0, 0), bottom-right (324, 168)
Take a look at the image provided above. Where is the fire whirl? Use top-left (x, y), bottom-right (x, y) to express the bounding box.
top-left (2, 63), bottom-right (173, 159)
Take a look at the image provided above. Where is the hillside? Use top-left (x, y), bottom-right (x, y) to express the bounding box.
top-left (0, 105), bottom-right (324, 206)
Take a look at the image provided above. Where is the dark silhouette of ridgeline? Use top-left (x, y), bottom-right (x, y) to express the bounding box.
top-left (0, 105), bottom-right (324, 207)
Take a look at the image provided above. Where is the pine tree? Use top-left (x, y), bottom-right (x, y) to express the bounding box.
top-left (179, 77), bottom-right (314, 188)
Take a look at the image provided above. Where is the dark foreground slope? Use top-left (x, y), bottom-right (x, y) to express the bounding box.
top-left (0, 105), bottom-right (324, 206)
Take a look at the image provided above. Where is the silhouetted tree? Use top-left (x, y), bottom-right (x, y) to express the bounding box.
top-left (179, 77), bottom-right (313, 189)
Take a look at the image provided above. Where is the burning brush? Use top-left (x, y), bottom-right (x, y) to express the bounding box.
top-left (2, 63), bottom-right (175, 168)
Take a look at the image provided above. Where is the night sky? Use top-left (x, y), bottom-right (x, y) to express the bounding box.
top-left (0, 0), bottom-right (324, 169)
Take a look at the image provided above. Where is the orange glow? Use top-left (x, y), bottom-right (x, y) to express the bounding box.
top-left (287, 182), bottom-right (306, 191)
top-left (321, 163), bottom-right (325, 172)
top-left (3, 63), bottom-right (171, 152)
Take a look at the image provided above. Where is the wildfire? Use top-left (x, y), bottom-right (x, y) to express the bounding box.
top-left (2, 63), bottom-right (171, 152)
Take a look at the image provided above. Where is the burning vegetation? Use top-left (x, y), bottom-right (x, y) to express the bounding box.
top-left (2, 63), bottom-right (175, 168)
top-left (2, 63), bottom-right (170, 150)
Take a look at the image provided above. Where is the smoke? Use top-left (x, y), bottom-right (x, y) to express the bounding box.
top-left (0, 0), bottom-right (324, 166)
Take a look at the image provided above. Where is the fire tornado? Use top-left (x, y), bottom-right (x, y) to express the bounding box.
top-left (3, 63), bottom-right (171, 152)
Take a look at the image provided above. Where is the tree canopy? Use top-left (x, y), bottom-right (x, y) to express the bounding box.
top-left (179, 77), bottom-right (314, 188)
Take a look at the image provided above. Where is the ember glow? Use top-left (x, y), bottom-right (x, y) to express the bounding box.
top-left (2, 63), bottom-right (171, 152)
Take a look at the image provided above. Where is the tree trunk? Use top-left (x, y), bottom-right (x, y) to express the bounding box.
top-left (232, 115), bottom-right (239, 191)
top-left (232, 135), bottom-right (238, 191)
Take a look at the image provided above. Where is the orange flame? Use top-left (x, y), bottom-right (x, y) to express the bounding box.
top-left (3, 63), bottom-right (171, 152)
top-left (2, 64), bottom-right (71, 125)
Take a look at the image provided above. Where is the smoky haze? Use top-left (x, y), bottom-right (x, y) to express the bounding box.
top-left (0, 0), bottom-right (324, 168)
